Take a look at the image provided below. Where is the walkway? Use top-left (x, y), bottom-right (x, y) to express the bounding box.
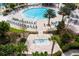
top-left (63, 49), bottom-right (79, 56)
top-left (37, 21), bottom-right (45, 34)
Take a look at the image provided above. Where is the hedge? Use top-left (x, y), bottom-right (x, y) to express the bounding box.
top-left (20, 38), bottom-right (26, 43)
top-left (32, 51), bottom-right (48, 56)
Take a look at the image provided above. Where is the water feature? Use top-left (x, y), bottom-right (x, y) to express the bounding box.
top-left (33, 39), bottom-right (49, 45)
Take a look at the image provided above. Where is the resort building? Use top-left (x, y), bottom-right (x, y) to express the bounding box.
top-left (67, 8), bottom-right (79, 34)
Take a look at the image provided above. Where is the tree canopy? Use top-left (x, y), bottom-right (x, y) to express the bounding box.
top-left (44, 9), bottom-right (56, 26)
top-left (44, 9), bottom-right (56, 18)
top-left (0, 43), bottom-right (27, 56)
top-left (59, 3), bottom-right (77, 16)
top-left (0, 21), bottom-right (10, 35)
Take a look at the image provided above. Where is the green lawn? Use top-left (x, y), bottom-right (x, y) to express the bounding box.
top-left (10, 28), bottom-right (25, 33)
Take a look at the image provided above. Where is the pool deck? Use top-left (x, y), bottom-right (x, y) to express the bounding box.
top-left (25, 34), bottom-right (62, 54)
top-left (0, 7), bottom-right (62, 32)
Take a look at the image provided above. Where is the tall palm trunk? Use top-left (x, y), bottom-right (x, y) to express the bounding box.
top-left (48, 16), bottom-right (50, 26)
top-left (51, 40), bottom-right (55, 56)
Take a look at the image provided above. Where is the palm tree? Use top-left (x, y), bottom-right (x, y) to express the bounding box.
top-left (44, 9), bottom-right (56, 26)
top-left (50, 36), bottom-right (57, 56)
top-left (58, 3), bottom-right (77, 34)
top-left (51, 40), bottom-right (55, 56)
top-left (50, 35), bottom-right (61, 56)
top-left (59, 3), bottom-right (76, 21)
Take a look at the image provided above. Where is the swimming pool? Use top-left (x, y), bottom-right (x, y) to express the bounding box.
top-left (33, 39), bottom-right (49, 45)
top-left (22, 8), bottom-right (49, 20)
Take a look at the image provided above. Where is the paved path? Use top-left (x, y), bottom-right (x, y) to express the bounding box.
top-left (37, 21), bottom-right (44, 34)
top-left (63, 50), bottom-right (79, 56)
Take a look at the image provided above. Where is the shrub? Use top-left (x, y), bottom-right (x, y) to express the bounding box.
top-left (20, 38), bottom-right (26, 43)
top-left (44, 51), bottom-right (48, 56)
top-left (33, 51), bottom-right (39, 56)
top-left (75, 36), bottom-right (79, 42)
top-left (0, 43), bottom-right (27, 56)
top-left (53, 51), bottom-right (62, 56)
top-left (32, 51), bottom-right (48, 56)
top-left (61, 44), bottom-right (70, 52)
top-left (69, 42), bottom-right (79, 49)
top-left (35, 51), bottom-right (39, 56)
top-left (32, 52), bottom-right (35, 56)
top-left (0, 21), bottom-right (10, 34)
top-left (0, 21), bottom-right (10, 44)
top-left (0, 35), bottom-right (10, 44)
top-left (61, 42), bottom-right (79, 52)
top-left (62, 32), bottom-right (75, 43)
top-left (40, 52), bottom-right (44, 56)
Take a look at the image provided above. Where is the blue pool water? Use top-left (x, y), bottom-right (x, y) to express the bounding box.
top-left (23, 8), bottom-right (48, 20)
top-left (33, 39), bottom-right (49, 45)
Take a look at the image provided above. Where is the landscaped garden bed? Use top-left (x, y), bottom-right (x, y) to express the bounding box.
top-left (10, 27), bottom-right (25, 33)
top-left (52, 33), bottom-right (79, 53)
top-left (61, 36), bottom-right (79, 53)
top-left (32, 51), bottom-right (48, 56)
top-left (10, 27), bottom-right (38, 34)
top-left (53, 50), bottom-right (62, 56)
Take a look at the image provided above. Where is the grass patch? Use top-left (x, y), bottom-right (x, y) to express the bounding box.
top-left (10, 28), bottom-right (25, 33)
